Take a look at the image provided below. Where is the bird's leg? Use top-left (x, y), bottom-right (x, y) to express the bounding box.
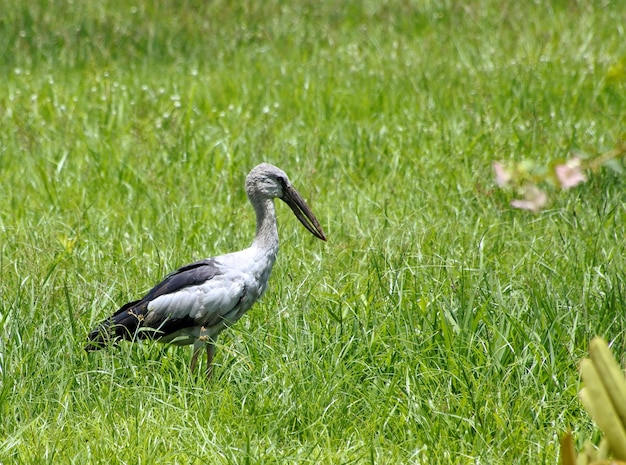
top-left (205, 342), bottom-right (216, 380)
top-left (190, 340), bottom-right (204, 374)
top-left (191, 326), bottom-right (215, 379)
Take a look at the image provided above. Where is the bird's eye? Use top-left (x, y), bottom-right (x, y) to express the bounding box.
top-left (276, 176), bottom-right (285, 185)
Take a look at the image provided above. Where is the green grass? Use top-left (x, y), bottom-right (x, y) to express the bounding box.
top-left (1, 0), bottom-right (626, 462)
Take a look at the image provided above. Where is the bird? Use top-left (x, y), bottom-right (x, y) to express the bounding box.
top-left (85, 163), bottom-right (326, 378)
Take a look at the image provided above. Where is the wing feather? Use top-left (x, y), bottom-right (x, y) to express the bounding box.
top-left (144, 258), bottom-right (222, 301)
top-left (85, 258), bottom-right (226, 350)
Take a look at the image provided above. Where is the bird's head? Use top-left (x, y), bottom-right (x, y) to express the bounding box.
top-left (246, 163), bottom-right (327, 241)
top-left (246, 163), bottom-right (289, 199)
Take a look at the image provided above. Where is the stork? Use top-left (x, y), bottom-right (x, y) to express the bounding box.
top-left (85, 163), bottom-right (326, 378)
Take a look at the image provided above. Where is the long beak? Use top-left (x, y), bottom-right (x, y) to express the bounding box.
top-left (282, 185), bottom-right (327, 241)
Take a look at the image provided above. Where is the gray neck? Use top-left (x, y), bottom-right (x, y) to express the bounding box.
top-left (251, 197), bottom-right (279, 257)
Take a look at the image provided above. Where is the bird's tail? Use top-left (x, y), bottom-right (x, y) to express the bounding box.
top-left (84, 300), bottom-right (144, 351)
top-left (84, 319), bottom-right (116, 351)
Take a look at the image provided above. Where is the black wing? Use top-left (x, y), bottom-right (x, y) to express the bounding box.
top-left (85, 258), bottom-right (222, 350)
top-left (144, 258), bottom-right (221, 301)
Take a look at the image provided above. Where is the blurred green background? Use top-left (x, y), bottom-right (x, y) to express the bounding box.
top-left (1, 1), bottom-right (625, 463)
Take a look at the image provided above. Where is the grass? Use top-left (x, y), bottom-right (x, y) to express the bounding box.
top-left (1, 0), bottom-right (625, 462)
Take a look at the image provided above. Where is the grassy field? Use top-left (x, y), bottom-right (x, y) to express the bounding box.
top-left (1, 0), bottom-right (625, 462)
